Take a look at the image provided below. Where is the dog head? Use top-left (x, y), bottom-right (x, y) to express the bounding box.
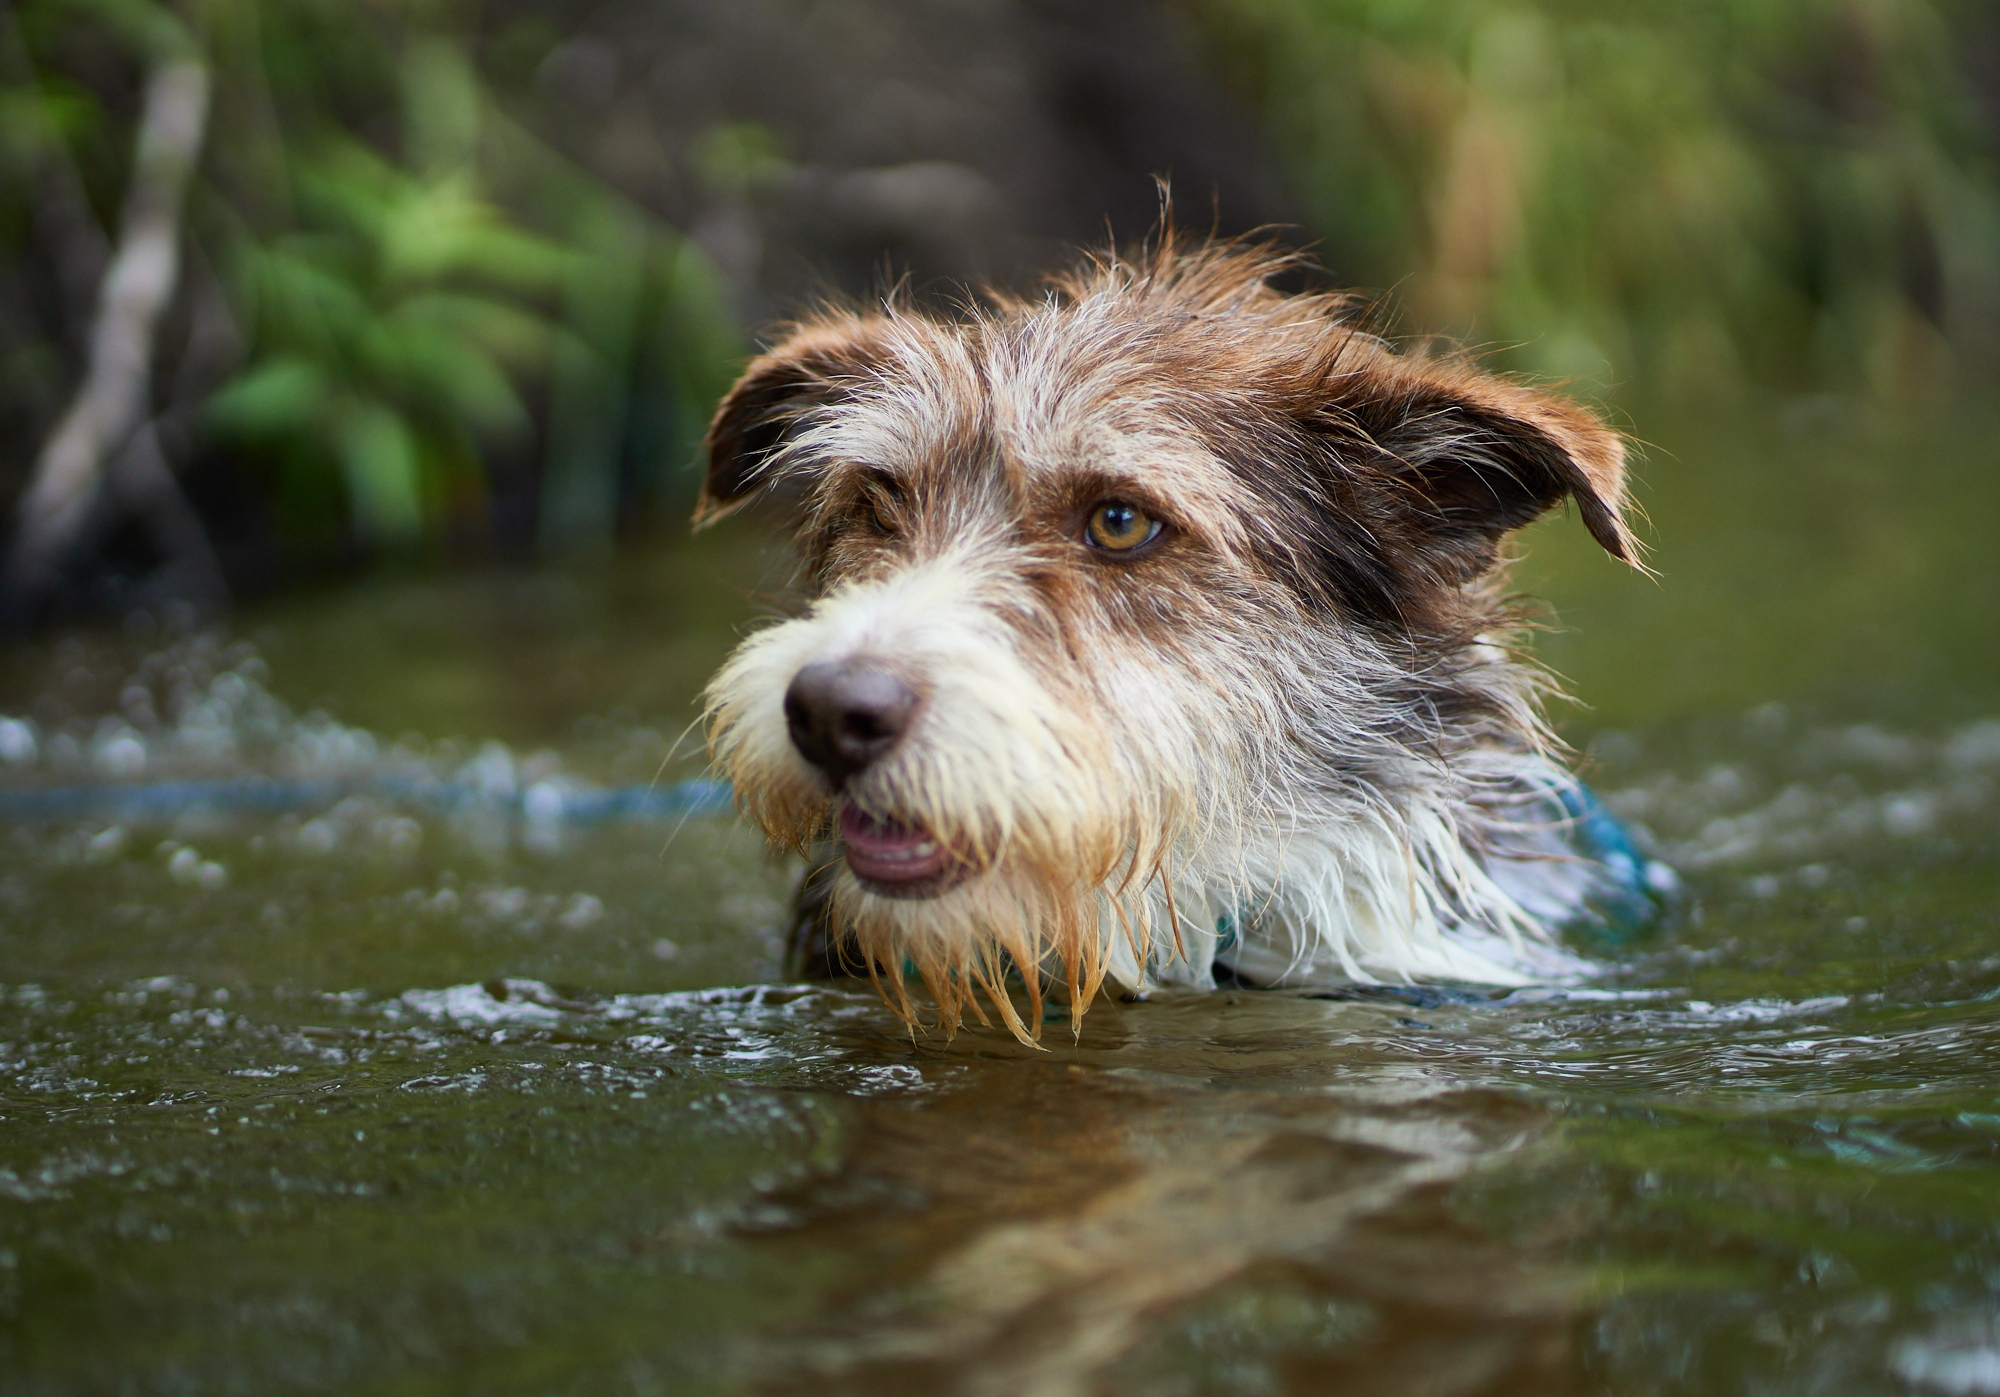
top-left (699, 236), bottom-right (1632, 1041)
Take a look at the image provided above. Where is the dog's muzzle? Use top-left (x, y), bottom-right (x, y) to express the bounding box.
top-left (782, 659), bottom-right (971, 898)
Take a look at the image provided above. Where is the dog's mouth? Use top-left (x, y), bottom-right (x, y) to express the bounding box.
top-left (838, 804), bottom-right (971, 899)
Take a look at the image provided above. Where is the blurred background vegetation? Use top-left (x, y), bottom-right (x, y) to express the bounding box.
top-left (1201, 0), bottom-right (2000, 401)
top-left (0, 0), bottom-right (1996, 726)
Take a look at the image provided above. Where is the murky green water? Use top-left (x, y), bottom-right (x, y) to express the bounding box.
top-left (3, 406), bottom-right (1999, 1396)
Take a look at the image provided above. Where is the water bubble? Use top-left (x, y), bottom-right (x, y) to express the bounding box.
top-left (523, 781), bottom-right (565, 852)
top-left (462, 742), bottom-right (518, 799)
top-left (1701, 765), bottom-right (1748, 807)
top-left (1884, 795), bottom-right (1938, 837)
top-left (558, 894), bottom-right (605, 930)
top-left (119, 684), bottom-right (157, 728)
top-left (91, 721), bottom-right (147, 778)
top-left (0, 716), bottom-right (38, 765)
top-left (1746, 702), bottom-right (1789, 737)
top-left (298, 820), bottom-right (339, 855)
top-left (372, 816), bottom-right (424, 856)
top-left (1838, 724), bottom-right (1922, 771)
top-left (477, 887), bottom-right (531, 919)
top-left (1946, 722), bottom-right (2000, 771)
top-left (523, 781), bottom-right (565, 824)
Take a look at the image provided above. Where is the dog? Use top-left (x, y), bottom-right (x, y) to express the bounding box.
top-left (696, 232), bottom-right (1662, 1044)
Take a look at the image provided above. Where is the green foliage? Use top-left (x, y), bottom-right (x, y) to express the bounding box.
top-left (208, 137), bottom-right (569, 543)
top-left (2, 0), bottom-right (742, 560)
top-left (1197, 0), bottom-right (2000, 402)
top-left (217, 20), bottom-right (738, 554)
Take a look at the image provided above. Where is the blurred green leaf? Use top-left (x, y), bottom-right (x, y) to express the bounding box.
top-left (377, 179), bottom-right (576, 290)
top-left (366, 314), bottom-right (529, 438)
top-left (389, 293), bottom-right (554, 371)
top-left (248, 243), bottom-right (373, 351)
top-left (335, 399), bottom-right (423, 543)
top-left (401, 36), bottom-right (480, 178)
top-left (0, 78), bottom-right (101, 158)
top-left (203, 357), bottom-right (331, 437)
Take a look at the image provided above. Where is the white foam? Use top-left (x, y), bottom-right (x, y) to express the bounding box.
top-left (396, 982), bottom-right (567, 1026)
top-left (1893, 1315), bottom-right (2000, 1395)
top-left (1677, 995), bottom-right (1848, 1022)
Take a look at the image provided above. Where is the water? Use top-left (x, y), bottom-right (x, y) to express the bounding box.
top-left (3, 408), bottom-right (1999, 1396)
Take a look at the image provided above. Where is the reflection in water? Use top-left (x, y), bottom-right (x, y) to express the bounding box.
top-left (740, 999), bottom-right (1579, 1397)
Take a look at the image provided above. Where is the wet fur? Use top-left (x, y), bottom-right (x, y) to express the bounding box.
top-left (698, 233), bottom-right (1636, 1045)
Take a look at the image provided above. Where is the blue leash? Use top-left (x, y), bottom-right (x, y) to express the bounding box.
top-left (0, 776), bottom-right (733, 824)
top-left (1553, 780), bottom-right (1677, 941)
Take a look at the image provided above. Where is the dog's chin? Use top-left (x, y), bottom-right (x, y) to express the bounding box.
top-left (839, 803), bottom-right (978, 901)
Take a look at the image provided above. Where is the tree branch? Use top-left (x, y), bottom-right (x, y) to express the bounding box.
top-left (4, 55), bottom-right (211, 617)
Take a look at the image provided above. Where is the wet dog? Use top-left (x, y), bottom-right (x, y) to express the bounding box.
top-left (697, 234), bottom-right (1654, 1043)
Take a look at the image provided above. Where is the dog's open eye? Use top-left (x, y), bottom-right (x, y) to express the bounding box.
top-left (1085, 501), bottom-right (1163, 553)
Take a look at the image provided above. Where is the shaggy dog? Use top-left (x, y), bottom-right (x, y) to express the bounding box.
top-left (697, 234), bottom-right (1659, 1044)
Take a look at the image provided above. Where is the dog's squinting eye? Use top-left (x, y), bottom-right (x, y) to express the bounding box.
top-left (1085, 501), bottom-right (1163, 553)
top-left (860, 475), bottom-right (902, 535)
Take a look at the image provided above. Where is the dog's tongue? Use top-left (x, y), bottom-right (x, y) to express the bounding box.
top-left (839, 805), bottom-right (949, 884)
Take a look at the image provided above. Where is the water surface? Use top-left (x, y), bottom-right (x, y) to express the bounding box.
top-left (3, 408), bottom-right (1998, 1396)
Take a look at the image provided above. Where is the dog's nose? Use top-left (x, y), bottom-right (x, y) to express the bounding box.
top-left (784, 661), bottom-right (917, 783)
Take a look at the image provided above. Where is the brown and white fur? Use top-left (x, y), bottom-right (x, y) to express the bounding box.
top-left (697, 234), bottom-right (1639, 1044)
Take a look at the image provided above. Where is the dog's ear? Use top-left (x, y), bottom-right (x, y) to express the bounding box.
top-left (696, 316), bottom-right (888, 526)
top-left (1327, 354), bottom-right (1634, 583)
